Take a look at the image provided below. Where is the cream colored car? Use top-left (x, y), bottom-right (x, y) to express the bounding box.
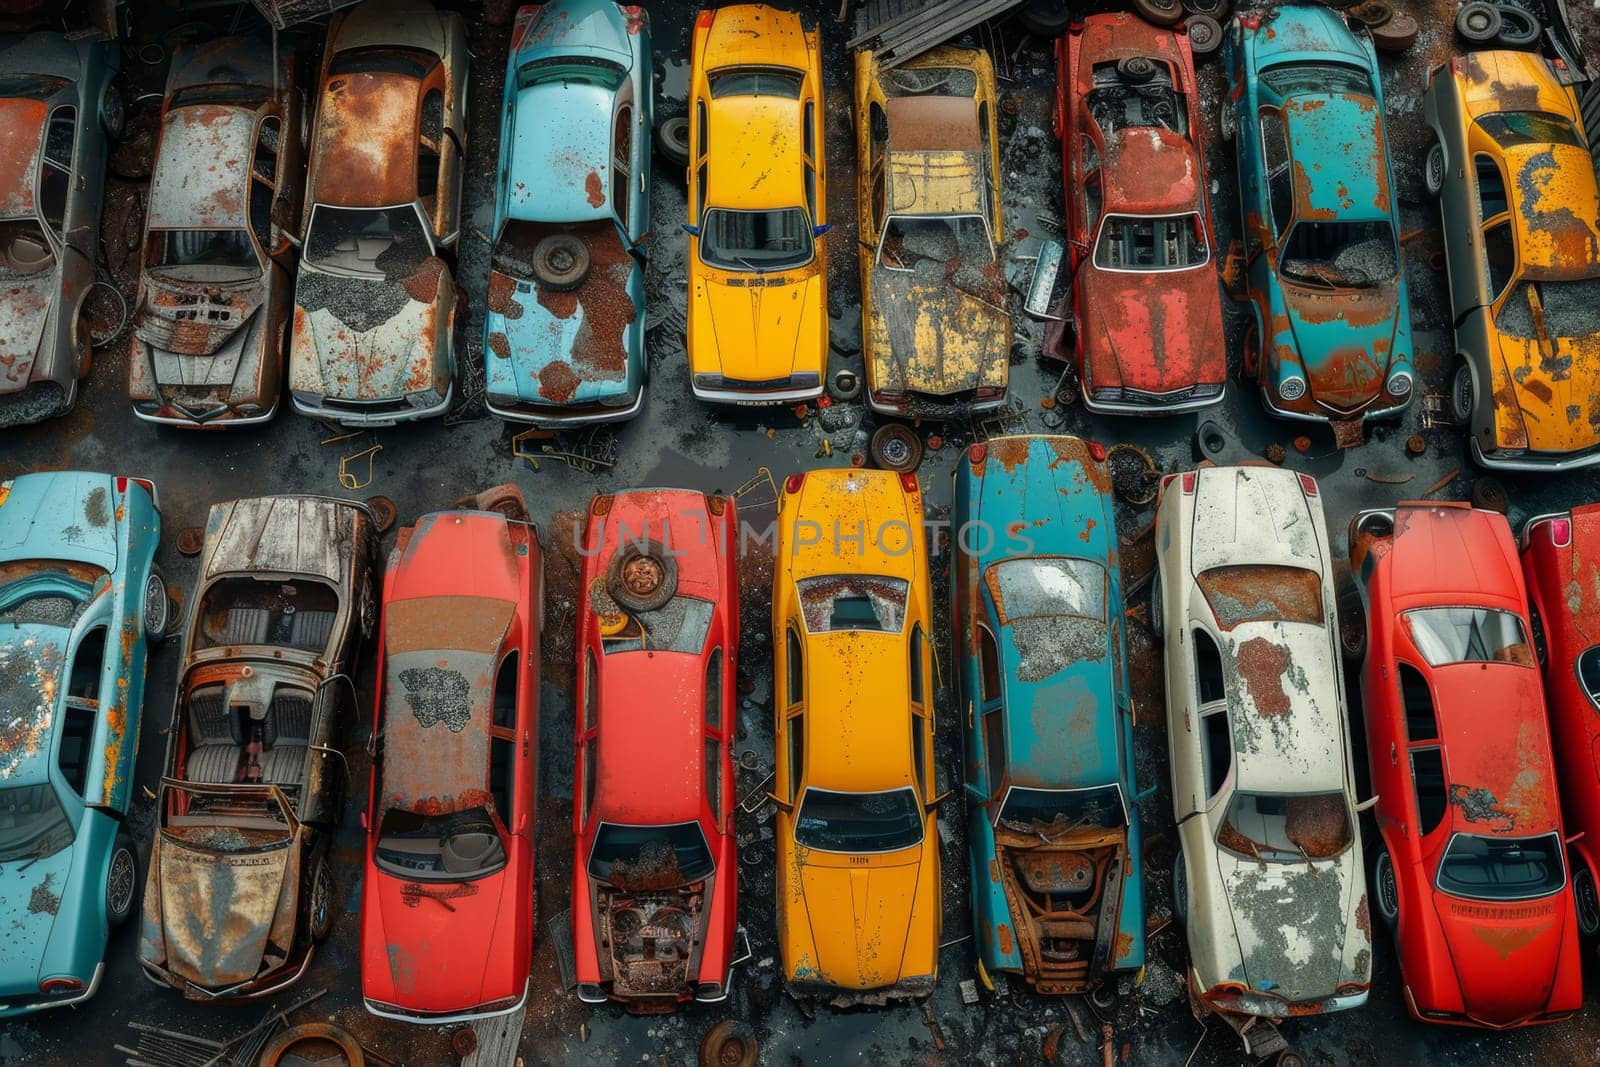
top-left (1150, 465), bottom-right (1370, 1041)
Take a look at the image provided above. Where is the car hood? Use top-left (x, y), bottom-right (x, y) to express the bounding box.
top-left (1491, 327), bottom-right (1600, 454)
top-left (367, 867), bottom-right (521, 1013)
top-left (292, 266), bottom-right (442, 401)
top-left (148, 831), bottom-right (296, 990)
top-left (485, 259), bottom-right (640, 407)
top-left (0, 271), bottom-right (58, 396)
top-left (692, 269), bottom-right (824, 383)
top-left (1434, 893), bottom-right (1570, 1025)
top-left (0, 847), bottom-right (76, 998)
top-left (1216, 850), bottom-right (1357, 1003)
top-left (1280, 279), bottom-right (1400, 412)
top-left (868, 262), bottom-right (1008, 396)
top-left (1082, 263), bottom-right (1223, 394)
top-left (795, 858), bottom-right (924, 990)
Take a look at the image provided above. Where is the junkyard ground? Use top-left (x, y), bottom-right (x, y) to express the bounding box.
top-left (5, 1), bottom-right (1600, 1064)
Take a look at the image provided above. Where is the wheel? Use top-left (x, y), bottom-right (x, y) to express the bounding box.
top-left (1494, 5), bottom-right (1541, 47)
top-left (1016, 1), bottom-right (1071, 36)
top-left (607, 541), bottom-right (679, 613)
top-left (1116, 56), bottom-right (1159, 83)
top-left (1451, 361), bottom-right (1474, 425)
top-left (1370, 10), bottom-right (1420, 52)
top-left (142, 566), bottom-right (170, 643)
top-left (107, 834), bottom-right (137, 926)
top-left (699, 1019), bottom-right (758, 1067)
top-left (308, 857), bottom-right (335, 942)
top-left (828, 368), bottom-right (862, 402)
top-left (1575, 860), bottom-right (1600, 938)
top-left (1172, 846), bottom-right (1188, 929)
top-left (1373, 847), bottom-right (1399, 927)
top-left (1182, 0), bottom-right (1228, 17)
top-left (1456, 1), bottom-right (1502, 42)
top-left (1133, 0), bottom-right (1184, 26)
top-left (531, 234), bottom-right (589, 291)
top-left (1149, 565), bottom-right (1164, 639)
top-left (1424, 142), bottom-right (1445, 198)
top-left (100, 81), bottom-right (124, 139)
top-left (656, 115), bottom-right (690, 168)
top-left (1185, 15), bottom-right (1223, 56)
top-left (1218, 96), bottom-right (1236, 143)
top-left (1275, 1051), bottom-right (1310, 1067)
top-left (870, 423), bottom-right (923, 473)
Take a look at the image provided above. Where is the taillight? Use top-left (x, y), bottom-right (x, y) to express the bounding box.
top-left (1181, 472), bottom-right (1197, 494)
top-left (1241, 12), bottom-right (1260, 29)
top-left (695, 9), bottom-right (713, 27)
top-left (899, 472), bottom-right (920, 495)
top-left (1550, 516), bottom-right (1572, 547)
top-left (40, 977), bottom-right (84, 995)
top-left (975, 386), bottom-right (1003, 399)
top-left (968, 443), bottom-right (987, 465)
top-left (591, 495), bottom-right (613, 516)
top-left (1087, 441), bottom-right (1107, 462)
top-left (1298, 473), bottom-right (1319, 497)
top-left (784, 474), bottom-right (805, 495)
top-left (115, 477), bottom-right (158, 504)
top-left (1161, 473), bottom-right (1178, 491)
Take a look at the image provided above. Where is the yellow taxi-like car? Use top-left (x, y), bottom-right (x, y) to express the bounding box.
top-left (687, 5), bottom-right (828, 406)
top-left (856, 45), bottom-right (1010, 418)
top-left (1424, 50), bottom-right (1600, 470)
top-left (772, 467), bottom-right (942, 1004)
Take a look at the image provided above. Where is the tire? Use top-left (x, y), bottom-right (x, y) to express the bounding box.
top-left (607, 541), bottom-right (679, 613)
top-left (1451, 361), bottom-right (1474, 426)
top-left (1373, 847), bottom-right (1399, 927)
top-left (827, 368), bottom-right (862, 403)
top-left (106, 834), bottom-right (137, 926)
top-left (1172, 846), bottom-right (1188, 929)
top-left (142, 566), bottom-right (170, 644)
top-left (531, 234), bottom-right (589, 291)
top-left (1183, 0), bottom-right (1228, 17)
top-left (1218, 97), bottom-right (1236, 143)
top-left (1456, 2), bottom-right (1502, 42)
top-left (1424, 142), bottom-right (1445, 198)
top-left (1184, 15), bottom-right (1222, 56)
top-left (1150, 565), bottom-right (1164, 639)
top-left (656, 115), bottom-right (690, 168)
top-left (1240, 319), bottom-right (1259, 380)
top-left (1575, 860), bottom-right (1600, 938)
top-left (1133, 0), bottom-right (1184, 26)
top-left (1370, 10), bottom-right (1420, 52)
top-left (699, 1020), bottom-right (758, 1067)
top-left (308, 857), bottom-right (335, 942)
top-left (870, 423), bottom-right (923, 473)
top-left (100, 81), bottom-right (124, 139)
top-left (1116, 56), bottom-right (1159, 83)
top-left (1494, 5), bottom-right (1541, 47)
top-left (1016, 2), bottom-right (1072, 36)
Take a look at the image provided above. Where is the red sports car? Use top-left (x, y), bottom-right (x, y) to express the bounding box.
top-left (1054, 13), bottom-right (1224, 415)
top-left (1522, 504), bottom-right (1600, 941)
top-left (360, 486), bottom-right (544, 1023)
top-left (1349, 502), bottom-right (1581, 1028)
top-left (572, 489), bottom-right (740, 1009)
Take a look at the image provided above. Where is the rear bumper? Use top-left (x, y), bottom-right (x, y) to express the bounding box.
top-left (0, 962), bottom-right (104, 1017)
top-left (364, 977), bottom-right (530, 1026)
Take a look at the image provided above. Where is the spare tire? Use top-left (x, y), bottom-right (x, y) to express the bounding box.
top-left (1116, 55), bottom-right (1160, 83)
top-left (1456, 1), bottom-right (1502, 42)
top-left (699, 1021), bottom-right (758, 1067)
top-left (1185, 14), bottom-right (1223, 56)
top-left (656, 115), bottom-right (690, 167)
top-left (1182, 0), bottom-right (1228, 17)
top-left (1133, 0), bottom-right (1183, 26)
top-left (607, 541), bottom-right (678, 614)
top-left (532, 234), bottom-right (589, 291)
top-left (870, 423), bottom-right (923, 473)
top-left (1494, 5), bottom-right (1541, 47)
top-left (1371, 10), bottom-right (1420, 51)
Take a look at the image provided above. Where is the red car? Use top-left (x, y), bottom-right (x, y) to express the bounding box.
top-left (572, 489), bottom-right (740, 1009)
top-left (1349, 502), bottom-right (1581, 1028)
top-left (360, 487), bottom-right (544, 1023)
top-left (1054, 13), bottom-right (1224, 415)
top-left (1521, 504), bottom-right (1600, 941)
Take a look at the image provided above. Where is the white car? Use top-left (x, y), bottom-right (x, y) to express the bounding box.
top-left (1151, 465), bottom-right (1371, 1038)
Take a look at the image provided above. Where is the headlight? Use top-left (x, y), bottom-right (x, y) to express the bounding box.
top-left (1387, 370), bottom-right (1412, 397)
top-left (1091, 387), bottom-right (1124, 402)
top-left (1278, 375), bottom-right (1307, 401)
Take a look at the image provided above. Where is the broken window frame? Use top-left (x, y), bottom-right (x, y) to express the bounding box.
top-left (38, 103), bottom-right (75, 240)
top-left (1258, 106), bottom-right (1293, 239)
top-left (488, 649), bottom-right (519, 827)
top-left (613, 103), bottom-right (631, 228)
top-left (1091, 212), bottom-right (1209, 273)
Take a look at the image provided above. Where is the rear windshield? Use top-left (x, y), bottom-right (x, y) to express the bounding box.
top-left (1477, 111), bottom-right (1582, 149)
top-left (328, 47), bottom-right (435, 79)
top-left (1437, 832), bottom-right (1564, 901)
top-left (1197, 565), bottom-right (1323, 629)
top-left (600, 596), bottom-right (713, 655)
top-left (0, 560), bottom-right (104, 628)
top-left (1404, 607), bottom-right (1533, 667)
top-left (1094, 214), bottom-right (1205, 271)
top-left (0, 783), bottom-right (73, 863)
top-left (1259, 62), bottom-right (1373, 99)
top-left (986, 557), bottom-right (1105, 623)
top-left (709, 67), bottom-right (801, 99)
top-left (797, 575), bottom-right (908, 634)
top-left (589, 820), bottom-right (714, 889)
top-left (795, 786), bottom-right (923, 853)
top-left (998, 784), bottom-right (1126, 830)
top-left (517, 55), bottom-right (624, 91)
top-left (1495, 278), bottom-right (1600, 342)
top-left (375, 805), bottom-right (507, 883)
top-left (1217, 791), bottom-right (1353, 863)
top-left (699, 207), bottom-right (813, 271)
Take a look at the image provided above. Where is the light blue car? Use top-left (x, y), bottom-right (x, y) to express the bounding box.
top-left (485, 0), bottom-right (652, 424)
top-left (0, 471), bottom-right (166, 1016)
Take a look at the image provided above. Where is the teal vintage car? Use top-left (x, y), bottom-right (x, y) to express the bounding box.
top-left (0, 471), bottom-right (166, 1016)
top-left (1222, 6), bottom-right (1414, 434)
top-left (951, 435), bottom-right (1144, 996)
top-left (485, 0), bottom-right (652, 424)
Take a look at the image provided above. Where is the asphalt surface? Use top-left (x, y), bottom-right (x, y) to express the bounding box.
top-left (6, 2), bottom-right (1600, 1065)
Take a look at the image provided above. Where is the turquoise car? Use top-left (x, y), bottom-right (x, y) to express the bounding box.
top-left (0, 471), bottom-right (166, 1016)
top-left (1222, 6), bottom-right (1414, 430)
top-left (484, 0), bottom-right (652, 424)
top-left (951, 435), bottom-right (1144, 995)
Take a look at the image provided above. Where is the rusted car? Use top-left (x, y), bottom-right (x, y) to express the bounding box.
top-left (485, 1), bottom-right (651, 424)
top-left (361, 486), bottom-right (543, 1023)
top-left (1153, 466), bottom-right (1370, 1051)
top-left (572, 489), bottom-right (741, 1010)
top-left (1056, 14), bottom-right (1224, 415)
top-left (856, 44), bottom-right (1009, 418)
top-left (952, 436), bottom-right (1144, 996)
top-left (0, 34), bottom-right (120, 429)
top-left (288, 0), bottom-right (468, 426)
top-left (127, 37), bottom-right (304, 427)
top-left (1424, 51), bottom-right (1600, 470)
top-left (139, 495), bottom-right (379, 1001)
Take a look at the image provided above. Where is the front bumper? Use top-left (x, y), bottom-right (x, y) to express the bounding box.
top-left (1259, 381), bottom-right (1409, 425)
top-left (364, 977), bottom-right (530, 1026)
top-left (0, 962), bottom-right (105, 1017)
top-left (140, 942), bottom-right (315, 1001)
top-left (1195, 970), bottom-right (1369, 1020)
top-left (133, 396), bottom-right (280, 429)
top-left (487, 384), bottom-right (645, 426)
top-left (786, 971), bottom-right (936, 1006)
top-left (291, 382), bottom-right (453, 427)
top-left (868, 389), bottom-right (1005, 420)
top-left (1081, 382), bottom-right (1225, 416)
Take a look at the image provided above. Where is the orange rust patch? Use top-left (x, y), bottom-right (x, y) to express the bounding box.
top-left (487, 332), bottom-right (510, 360)
top-left (538, 360), bottom-right (581, 403)
top-left (1470, 921), bottom-right (1552, 960)
top-left (996, 923), bottom-right (1014, 956)
top-left (585, 169), bottom-right (604, 208)
top-left (1235, 636), bottom-right (1293, 717)
top-left (487, 270), bottom-right (523, 319)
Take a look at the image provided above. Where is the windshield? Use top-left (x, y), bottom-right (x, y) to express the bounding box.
top-left (588, 821), bottom-right (714, 889)
top-left (1217, 791), bottom-right (1353, 862)
top-left (0, 561), bottom-right (103, 628)
top-left (375, 806), bottom-right (507, 882)
top-left (986, 557), bottom-right (1105, 623)
top-left (0, 783), bottom-right (73, 863)
top-left (194, 577), bottom-right (340, 653)
top-left (600, 595), bottom-right (714, 655)
top-left (1477, 111), bottom-right (1582, 149)
top-left (796, 575), bottom-right (908, 633)
top-left (699, 207), bottom-right (813, 271)
top-left (304, 203), bottom-right (431, 275)
top-left (149, 229), bottom-right (260, 276)
top-left (517, 55), bottom-right (624, 91)
top-left (1496, 278), bottom-right (1600, 342)
top-left (0, 220), bottom-right (55, 276)
top-left (1260, 62), bottom-right (1373, 100)
top-left (1405, 607), bottom-right (1533, 667)
top-left (878, 214), bottom-right (995, 272)
top-left (1280, 220), bottom-right (1397, 288)
top-left (709, 67), bottom-right (802, 99)
top-left (1437, 832), bottom-right (1564, 901)
top-left (795, 787), bottom-right (923, 853)
top-left (998, 784), bottom-right (1126, 830)
top-left (1094, 214), bottom-right (1205, 271)
top-left (1197, 564), bottom-right (1323, 629)
top-left (881, 66), bottom-right (977, 98)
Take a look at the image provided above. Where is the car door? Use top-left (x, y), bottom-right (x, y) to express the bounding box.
top-left (73, 595), bottom-right (136, 811)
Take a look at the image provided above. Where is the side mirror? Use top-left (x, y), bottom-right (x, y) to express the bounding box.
top-left (1354, 795), bottom-right (1380, 813)
top-left (813, 223), bottom-right (833, 238)
top-left (929, 790), bottom-right (953, 810)
top-left (1566, 830), bottom-right (1585, 846)
top-left (681, 223), bottom-right (700, 238)
top-left (1135, 783), bottom-right (1159, 803)
top-left (766, 791), bottom-right (792, 814)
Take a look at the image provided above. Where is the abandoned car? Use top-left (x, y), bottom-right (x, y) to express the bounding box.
top-left (685, 4), bottom-right (829, 406)
top-left (1056, 14), bottom-right (1224, 415)
top-left (0, 472), bottom-right (164, 1016)
top-left (1424, 50), bottom-right (1600, 471)
top-left (1223, 7), bottom-right (1414, 437)
top-left (856, 44), bottom-right (1009, 418)
top-left (572, 489), bottom-right (741, 1009)
top-left (1152, 465), bottom-right (1369, 1039)
top-left (1350, 503), bottom-right (1581, 1028)
top-left (138, 494), bottom-right (378, 1000)
top-left (361, 487), bottom-right (544, 1023)
top-left (127, 37), bottom-right (304, 427)
top-left (772, 467), bottom-right (942, 1003)
top-left (484, 0), bottom-right (652, 424)
top-left (288, 0), bottom-right (468, 426)
top-left (952, 435), bottom-right (1144, 995)
top-left (0, 34), bottom-right (120, 429)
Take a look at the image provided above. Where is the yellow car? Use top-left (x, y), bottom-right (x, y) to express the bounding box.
top-left (772, 467), bottom-right (942, 1003)
top-left (856, 45), bottom-right (1010, 417)
top-left (1423, 50), bottom-right (1600, 470)
top-left (686, 5), bottom-right (828, 406)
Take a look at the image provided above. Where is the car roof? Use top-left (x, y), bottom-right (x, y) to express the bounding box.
top-left (1429, 664), bottom-right (1559, 837)
top-left (699, 6), bottom-right (810, 212)
top-left (200, 495), bottom-right (363, 587)
top-left (1188, 466), bottom-right (1322, 578)
top-left (1281, 93), bottom-right (1390, 223)
top-left (593, 650), bottom-right (706, 824)
top-left (1222, 621), bottom-right (1344, 792)
top-left (1386, 505), bottom-right (1523, 611)
top-left (884, 96), bottom-right (984, 218)
top-left (309, 68), bottom-right (423, 208)
top-left (508, 80), bottom-right (617, 224)
top-left (803, 630), bottom-right (915, 792)
top-left (387, 511), bottom-right (524, 605)
top-left (148, 106), bottom-right (257, 231)
top-left (1099, 127), bottom-right (1201, 216)
top-left (0, 97), bottom-right (48, 221)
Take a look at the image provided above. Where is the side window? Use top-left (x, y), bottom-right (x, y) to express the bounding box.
top-left (868, 102), bottom-right (888, 227)
top-left (1474, 155), bottom-right (1507, 221)
top-left (493, 651), bottom-right (518, 729)
top-left (489, 651), bottom-right (518, 822)
top-left (805, 163), bottom-right (817, 223)
top-left (58, 704), bottom-right (94, 796)
top-left (909, 625), bottom-right (924, 706)
top-left (803, 101), bottom-right (816, 160)
top-left (1411, 746), bottom-right (1447, 835)
top-left (705, 736), bottom-right (721, 823)
top-left (786, 713), bottom-right (804, 802)
top-left (912, 717), bottom-right (927, 798)
top-left (705, 647), bottom-right (722, 730)
top-left (583, 650), bottom-right (597, 731)
top-left (978, 101), bottom-right (996, 218)
top-left (613, 105), bottom-right (631, 226)
top-left (785, 627), bottom-right (803, 706)
top-left (418, 89), bottom-right (443, 206)
top-left (253, 116), bottom-right (279, 182)
top-left (1200, 708), bottom-right (1232, 801)
top-left (696, 162), bottom-right (708, 223)
top-left (696, 100), bottom-right (708, 159)
top-left (1260, 109), bottom-right (1293, 237)
top-left (250, 182), bottom-right (272, 249)
top-left (1083, 139), bottom-right (1102, 227)
top-left (1193, 629), bottom-right (1226, 705)
top-left (982, 707), bottom-right (1005, 792)
top-left (978, 623), bottom-right (1001, 704)
top-left (1397, 663), bottom-right (1437, 742)
top-left (1484, 221), bottom-right (1515, 301)
top-left (67, 627), bottom-right (106, 705)
top-left (582, 739), bottom-right (596, 823)
top-left (40, 105), bottom-right (75, 235)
